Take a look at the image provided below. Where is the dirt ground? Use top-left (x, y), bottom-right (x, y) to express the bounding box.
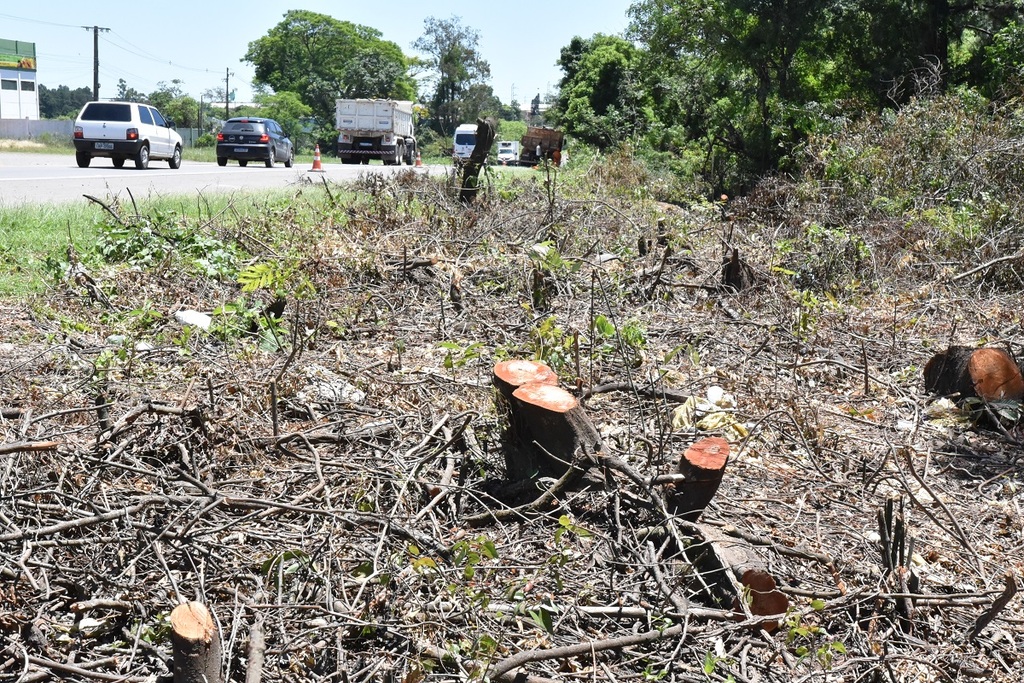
top-left (2, 164), bottom-right (1022, 682)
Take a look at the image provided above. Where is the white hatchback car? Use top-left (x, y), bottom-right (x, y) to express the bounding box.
top-left (73, 101), bottom-right (183, 170)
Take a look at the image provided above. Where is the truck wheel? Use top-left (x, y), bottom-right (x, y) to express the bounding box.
top-left (134, 145), bottom-right (150, 169)
top-left (76, 152), bottom-right (91, 168)
top-left (397, 144), bottom-right (405, 165)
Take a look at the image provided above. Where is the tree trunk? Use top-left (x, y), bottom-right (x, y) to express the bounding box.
top-left (459, 117), bottom-right (497, 204)
top-left (721, 248), bottom-right (755, 291)
top-left (669, 437), bottom-right (730, 522)
top-left (509, 381), bottom-right (603, 483)
top-left (923, 346), bottom-right (1024, 402)
top-left (678, 521), bottom-right (790, 632)
top-left (170, 601), bottom-right (222, 683)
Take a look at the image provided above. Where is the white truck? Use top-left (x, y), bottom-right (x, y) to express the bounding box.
top-left (336, 99), bottom-right (416, 165)
top-left (497, 140), bottom-right (520, 166)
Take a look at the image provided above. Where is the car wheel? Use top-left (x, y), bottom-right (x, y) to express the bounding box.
top-left (266, 147), bottom-right (275, 168)
top-left (134, 145), bottom-right (150, 170)
top-left (112, 157), bottom-right (125, 168)
top-left (168, 146), bottom-right (182, 169)
top-left (76, 152), bottom-right (91, 168)
top-left (217, 157), bottom-right (227, 167)
top-left (284, 147), bottom-right (293, 168)
top-left (239, 160), bottom-right (248, 167)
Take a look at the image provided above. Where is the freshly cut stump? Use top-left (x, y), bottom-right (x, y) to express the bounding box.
top-left (924, 346), bottom-right (1024, 402)
top-left (493, 359), bottom-right (559, 402)
top-left (170, 601), bottom-right (222, 683)
top-left (510, 382), bottom-right (603, 479)
top-left (670, 437), bottom-right (730, 521)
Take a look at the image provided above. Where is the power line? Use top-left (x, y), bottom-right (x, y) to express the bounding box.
top-left (0, 12), bottom-right (81, 29)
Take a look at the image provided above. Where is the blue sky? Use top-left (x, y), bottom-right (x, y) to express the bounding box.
top-left (1, 1), bottom-right (635, 105)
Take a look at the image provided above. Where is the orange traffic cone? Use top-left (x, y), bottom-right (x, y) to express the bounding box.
top-left (415, 150), bottom-right (423, 167)
top-left (310, 144), bottom-right (324, 172)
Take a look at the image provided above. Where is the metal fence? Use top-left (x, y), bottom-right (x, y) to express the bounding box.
top-left (0, 119), bottom-right (203, 147)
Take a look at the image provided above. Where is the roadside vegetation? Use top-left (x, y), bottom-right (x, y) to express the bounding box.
top-left (5, 1), bottom-right (1024, 680)
top-left (2, 89), bottom-right (1024, 681)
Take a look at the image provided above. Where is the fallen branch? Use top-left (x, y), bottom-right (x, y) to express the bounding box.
top-left (968, 573), bottom-right (1018, 642)
top-left (0, 440), bottom-right (60, 455)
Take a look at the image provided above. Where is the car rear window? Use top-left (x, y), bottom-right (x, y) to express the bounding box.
top-left (223, 121), bottom-right (265, 133)
top-left (80, 103), bottom-right (132, 122)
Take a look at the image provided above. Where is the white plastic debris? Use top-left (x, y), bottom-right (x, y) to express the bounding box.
top-left (173, 309), bottom-right (212, 330)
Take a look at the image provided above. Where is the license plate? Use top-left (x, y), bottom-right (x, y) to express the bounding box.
top-left (234, 147), bottom-right (248, 153)
top-left (95, 142), bottom-right (114, 150)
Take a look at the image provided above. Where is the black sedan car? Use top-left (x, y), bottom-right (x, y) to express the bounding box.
top-left (216, 117), bottom-right (295, 168)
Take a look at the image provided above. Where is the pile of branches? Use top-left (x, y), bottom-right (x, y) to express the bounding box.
top-left (2, 161), bottom-right (1023, 682)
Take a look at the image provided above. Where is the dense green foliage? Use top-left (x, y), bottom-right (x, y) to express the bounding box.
top-left (605, 0), bottom-right (1024, 192)
top-left (38, 84), bottom-right (92, 119)
top-left (243, 10), bottom-right (416, 143)
top-left (554, 34), bottom-right (650, 149)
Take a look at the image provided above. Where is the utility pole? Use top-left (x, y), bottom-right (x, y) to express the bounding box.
top-left (82, 25), bottom-right (110, 100)
top-left (224, 68), bottom-right (233, 120)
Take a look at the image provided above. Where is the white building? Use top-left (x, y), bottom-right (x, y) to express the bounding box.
top-left (0, 39), bottom-right (40, 120)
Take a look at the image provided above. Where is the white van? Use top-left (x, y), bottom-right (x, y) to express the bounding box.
top-left (452, 123), bottom-right (478, 161)
top-left (497, 140), bottom-right (519, 166)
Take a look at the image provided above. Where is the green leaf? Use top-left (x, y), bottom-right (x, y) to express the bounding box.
top-left (810, 598), bottom-right (825, 611)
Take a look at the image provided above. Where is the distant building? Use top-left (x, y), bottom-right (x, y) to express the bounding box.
top-left (0, 39), bottom-right (39, 120)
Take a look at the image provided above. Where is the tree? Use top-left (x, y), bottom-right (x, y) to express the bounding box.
top-left (413, 16), bottom-right (491, 135)
top-left (553, 34), bottom-right (651, 150)
top-left (38, 84), bottom-right (92, 118)
top-left (627, 0), bottom-right (1024, 188)
top-left (148, 81), bottom-right (198, 128)
top-left (253, 91), bottom-right (313, 151)
top-left (244, 10), bottom-right (416, 133)
top-left (115, 79), bottom-right (146, 103)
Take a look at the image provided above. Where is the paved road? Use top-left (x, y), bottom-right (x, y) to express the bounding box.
top-left (0, 152), bottom-right (439, 207)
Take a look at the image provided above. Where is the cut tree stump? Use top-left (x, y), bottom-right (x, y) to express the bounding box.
top-left (507, 381), bottom-right (603, 482)
top-left (170, 601), bottom-right (222, 683)
top-left (678, 521), bottom-right (790, 632)
top-left (669, 437), bottom-right (730, 522)
top-left (924, 346), bottom-right (1024, 402)
top-left (721, 248), bottom-right (755, 291)
top-left (492, 359), bottom-right (559, 403)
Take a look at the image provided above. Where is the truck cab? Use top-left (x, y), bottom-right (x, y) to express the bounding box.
top-left (453, 123), bottom-right (478, 161)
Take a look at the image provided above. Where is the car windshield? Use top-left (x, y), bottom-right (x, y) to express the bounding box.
top-left (224, 121), bottom-right (264, 133)
top-left (81, 103), bottom-right (132, 122)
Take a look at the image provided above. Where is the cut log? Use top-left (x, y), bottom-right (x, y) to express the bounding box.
top-left (509, 382), bottom-right (603, 481)
top-left (669, 437), bottom-right (730, 522)
top-left (924, 346), bottom-right (1024, 402)
top-left (170, 601), bottom-right (222, 683)
top-left (493, 360), bottom-right (559, 403)
top-left (678, 521), bottom-right (790, 632)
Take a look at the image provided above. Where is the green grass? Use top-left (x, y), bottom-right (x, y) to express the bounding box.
top-left (0, 203), bottom-right (104, 296)
top-left (0, 188), bottom-right (330, 298)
